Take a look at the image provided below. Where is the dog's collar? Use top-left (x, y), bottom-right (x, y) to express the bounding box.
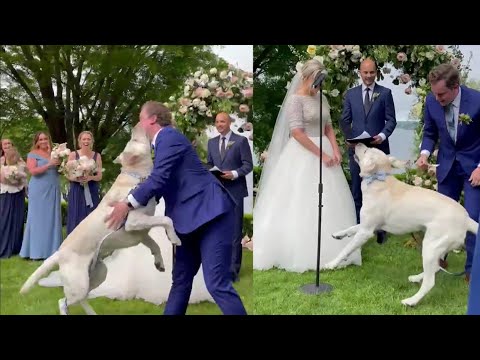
top-left (121, 170), bottom-right (148, 182)
top-left (363, 171), bottom-right (389, 185)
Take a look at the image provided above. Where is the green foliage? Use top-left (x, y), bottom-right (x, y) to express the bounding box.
top-left (253, 235), bottom-right (468, 315)
top-left (1, 116), bottom-right (48, 157)
top-left (243, 213), bottom-right (253, 237)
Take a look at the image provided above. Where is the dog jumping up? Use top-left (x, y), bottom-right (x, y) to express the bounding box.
top-left (19, 125), bottom-right (181, 315)
top-left (324, 143), bottom-right (478, 307)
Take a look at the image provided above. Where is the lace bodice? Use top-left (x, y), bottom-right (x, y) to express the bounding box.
top-left (286, 93), bottom-right (332, 136)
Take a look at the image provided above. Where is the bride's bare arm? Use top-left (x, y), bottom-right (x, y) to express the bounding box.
top-left (290, 128), bottom-right (321, 157)
top-left (324, 123), bottom-right (341, 164)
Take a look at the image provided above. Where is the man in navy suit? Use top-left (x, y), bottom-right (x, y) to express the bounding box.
top-left (207, 112), bottom-right (253, 282)
top-left (467, 214), bottom-right (480, 314)
top-left (416, 63), bottom-right (480, 283)
top-left (340, 58), bottom-right (397, 244)
top-left (106, 101), bottom-right (247, 315)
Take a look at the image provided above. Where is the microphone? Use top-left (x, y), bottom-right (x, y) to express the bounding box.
top-left (312, 72), bottom-right (327, 88)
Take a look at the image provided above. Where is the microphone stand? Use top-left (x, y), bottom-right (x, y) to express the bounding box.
top-left (300, 73), bottom-right (333, 295)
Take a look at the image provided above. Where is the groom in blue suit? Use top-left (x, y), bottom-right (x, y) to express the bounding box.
top-left (417, 63), bottom-right (480, 282)
top-left (106, 101), bottom-right (247, 315)
top-left (207, 112), bottom-right (253, 282)
top-left (340, 58), bottom-right (397, 244)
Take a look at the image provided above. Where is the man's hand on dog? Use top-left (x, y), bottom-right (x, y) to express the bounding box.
top-left (105, 201), bottom-right (130, 230)
top-left (469, 167), bottom-right (480, 187)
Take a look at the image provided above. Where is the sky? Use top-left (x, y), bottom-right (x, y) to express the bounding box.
top-left (212, 45), bottom-right (253, 73)
top-left (377, 45), bottom-right (480, 121)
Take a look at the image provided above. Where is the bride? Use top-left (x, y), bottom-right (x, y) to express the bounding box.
top-left (39, 198), bottom-right (213, 305)
top-left (253, 59), bottom-right (361, 272)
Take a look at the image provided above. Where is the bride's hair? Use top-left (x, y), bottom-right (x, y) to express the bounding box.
top-left (300, 59), bottom-right (325, 81)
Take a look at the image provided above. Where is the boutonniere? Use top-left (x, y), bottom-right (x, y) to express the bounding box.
top-left (459, 113), bottom-right (473, 125)
top-left (372, 92), bottom-right (380, 101)
top-left (226, 141), bottom-right (235, 149)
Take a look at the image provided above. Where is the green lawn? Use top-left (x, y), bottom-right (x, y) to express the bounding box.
top-left (0, 250), bottom-right (252, 315)
top-left (253, 235), bottom-right (469, 315)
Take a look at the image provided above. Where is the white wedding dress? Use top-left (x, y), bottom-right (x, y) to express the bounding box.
top-left (39, 199), bottom-right (214, 305)
top-left (253, 92), bottom-right (362, 272)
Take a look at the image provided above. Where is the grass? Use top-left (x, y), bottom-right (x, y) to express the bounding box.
top-left (0, 250), bottom-right (252, 315)
top-left (253, 235), bottom-right (469, 315)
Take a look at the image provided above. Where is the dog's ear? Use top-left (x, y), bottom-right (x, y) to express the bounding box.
top-left (388, 156), bottom-right (409, 169)
top-left (113, 153), bottom-right (122, 164)
top-left (359, 157), bottom-right (376, 177)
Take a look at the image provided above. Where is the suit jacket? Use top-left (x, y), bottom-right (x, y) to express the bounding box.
top-left (131, 126), bottom-right (235, 235)
top-left (421, 85), bottom-right (480, 183)
top-left (207, 132), bottom-right (253, 200)
top-left (340, 83), bottom-right (397, 154)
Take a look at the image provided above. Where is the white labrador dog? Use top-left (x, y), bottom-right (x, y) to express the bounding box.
top-left (324, 143), bottom-right (478, 307)
top-left (20, 125), bottom-right (181, 315)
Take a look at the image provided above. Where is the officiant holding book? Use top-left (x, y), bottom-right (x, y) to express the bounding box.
top-left (207, 112), bottom-right (253, 282)
top-left (340, 58), bottom-right (397, 244)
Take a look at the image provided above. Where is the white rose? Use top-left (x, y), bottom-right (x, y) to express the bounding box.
top-left (329, 49), bottom-right (339, 59)
top-left (345, 45), bottom-right (354, 51)
top-left (206, 110), bottom-right (212, 117)
top-left (352, 45), bottom-right (360, 51)
top-left (330, 89), bottom-right (340, 97)
top-left (425, 51), bottom-right (435, 60)
top-left (200, 74), bottom-right (209, 83)
top-left (192, 98), bottom-right (201, 107)
top-left (210, 68), bottom-right (217, 75)
top-left (194, 71), bottom-right (202, 78)
top-left (419, 78), bottom-right (426, 87)
top-left (169, 96), bottom-right (175, 102)
top-left (219, 71), bottom-right (228, 79)
top-left (313, 56), bottom-right (324, 65)
top-left (295, 62), bottom-right (303, 73)
top-left (179, 106), bottom-right (188, 114)
top-left (208, 81), bottom-right (219, 89)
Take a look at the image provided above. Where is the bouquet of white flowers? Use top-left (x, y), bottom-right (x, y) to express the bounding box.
top-left (1, 164), bottom-right (27, 187)
top-left (64, 155), bottom-right (99, 207)
top-left (51, 143), bottom-right (71, 173)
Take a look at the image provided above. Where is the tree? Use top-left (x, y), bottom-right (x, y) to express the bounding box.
top-left (0, 45), bottom-right (220, 153)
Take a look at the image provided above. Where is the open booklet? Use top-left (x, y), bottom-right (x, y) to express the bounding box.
top-left (207, 165), bottom-right (224, 178)
top-left (347, 131), bottom-right (375, 145)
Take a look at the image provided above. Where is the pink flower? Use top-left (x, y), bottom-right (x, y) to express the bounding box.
top-left (225, 90), bottom-right (234, 99)
top-left (435, 45), bottom-right (446, 54)
top-left (216, 89), bottom-right (226, 98)
top-left (397, 52), bottom-right (407, 62)
top-left (194, 87), bottom-right (204, 98)
top-left (231, 76), bottom-right (239, 84)
top-left (243, 122), bottom-right (253, 131)
top-left (451, 58), bottom-right (461, 68)
top-left (404, 86), bottom-right (412, 95)
top-left (239, 104), bottom-right (250, 113)
top-left (399, 73), bottom-right (411, 84)
top-left (242, 87), bottom-right (253, 98)
top-left (180, 98), bottom-right (192, 106)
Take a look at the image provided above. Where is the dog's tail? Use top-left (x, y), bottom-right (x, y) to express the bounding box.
top-left (19, 251), bottom-right (60, 295)
top-left (467, 218), bottom-right (479, 236)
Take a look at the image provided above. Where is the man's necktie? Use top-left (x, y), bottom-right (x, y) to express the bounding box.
top-left (445, 103), bottom-right (456, 142)
top-left (364, 87), bottom-right (372, 114)
top-left (220, 137), bottom-right (226, 160)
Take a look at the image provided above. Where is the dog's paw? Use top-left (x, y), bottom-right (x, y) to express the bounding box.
top-left (323, 261), bottom-right (338, 270)
top-left (401, 297), bottom-right (418, 307)
top-left (58, 298), bottom-right (69, 315)
top-left (408, 274), bottom-right (423, 283)
top-left (155, 262), bottom-right (165, 272)
top-left (332, 232), bottom-right (346, 240)
top-left (168, 232), bottom-right (182, 246)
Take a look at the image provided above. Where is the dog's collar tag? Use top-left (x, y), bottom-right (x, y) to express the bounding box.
top-left (121, 170), bottom-right (147, 183)
top-left (364, 171), bottom-right (388, 185)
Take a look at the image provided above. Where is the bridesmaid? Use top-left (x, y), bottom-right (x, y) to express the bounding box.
top-left (0, 142), bottom-right (27, 258)
top-left (66, 131), bottom-right (102, 235)
top-left (20, 132), bottom-right (62, 260)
